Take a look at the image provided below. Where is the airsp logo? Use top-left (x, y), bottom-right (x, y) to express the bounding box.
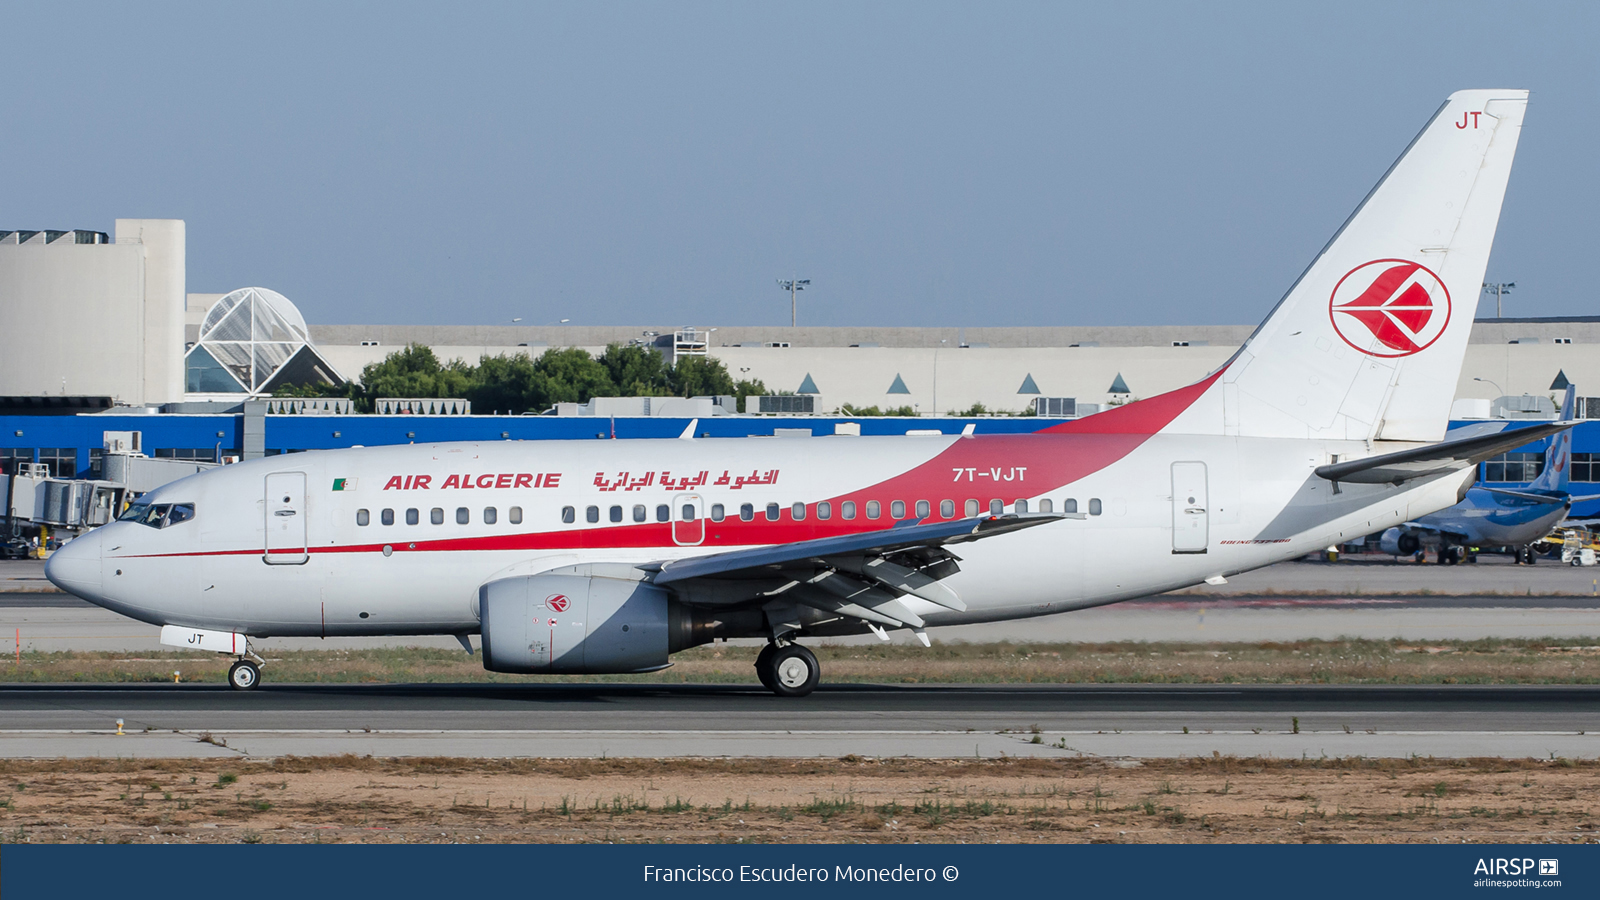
top-left (544, 594), bottom-right (570, 613)
top-left (1328, 259), bottom-right (1451, 358)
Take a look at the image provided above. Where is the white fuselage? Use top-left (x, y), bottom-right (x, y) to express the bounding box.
top-left (47, 431), bottom-right (1468, 640)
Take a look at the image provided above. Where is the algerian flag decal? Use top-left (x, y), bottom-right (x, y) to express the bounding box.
top-left (332, 478), bottom-right (357, 491)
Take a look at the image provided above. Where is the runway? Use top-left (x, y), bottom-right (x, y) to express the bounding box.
top-left (3, 682), bottom-right (1596, 760)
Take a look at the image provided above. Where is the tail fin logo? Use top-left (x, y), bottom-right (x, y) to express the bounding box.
top-left (1329, 259), bottom-right (1451, 358)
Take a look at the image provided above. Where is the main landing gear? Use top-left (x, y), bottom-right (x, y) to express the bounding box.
top-left (228, 658), bottom-right (261, 691)
top-left (755, 641), bottom-right (820, 697)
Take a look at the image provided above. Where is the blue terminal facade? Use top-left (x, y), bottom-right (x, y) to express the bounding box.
top-left (4, 412), bottom-right (1598, 517)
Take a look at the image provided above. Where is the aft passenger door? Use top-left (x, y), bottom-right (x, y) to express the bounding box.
top-left (672, 493), bottom-right (704, 546)
top-left (1171, 462), bottom-right (1209, 554)
top-left (264, 472), bottom-right (309, 564)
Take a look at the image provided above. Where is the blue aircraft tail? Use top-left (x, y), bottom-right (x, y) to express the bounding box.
top-left (1528, 385), bottom-right (1577, 491)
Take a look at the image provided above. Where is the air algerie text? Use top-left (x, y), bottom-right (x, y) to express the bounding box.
top-left (381, 473), bottom-right (562, 490)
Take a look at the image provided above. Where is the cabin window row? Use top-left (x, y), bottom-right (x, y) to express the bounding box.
top-left (355, 506), bottom-right (524, 526)
top-left (549, 496), bottom-right (1106, 526)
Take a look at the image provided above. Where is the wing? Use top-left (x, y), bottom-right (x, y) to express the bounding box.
top-left (646, 513), bottom-right (1071, 640)
top-left (1315, 421), bottom-right (1573, 486)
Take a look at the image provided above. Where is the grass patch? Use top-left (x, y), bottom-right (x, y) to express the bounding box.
top-left (2, 638), bottom-right (1600, 685)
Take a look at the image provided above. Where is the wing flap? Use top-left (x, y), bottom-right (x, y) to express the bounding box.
top-left (651, 514), bottom-right (1062, 586)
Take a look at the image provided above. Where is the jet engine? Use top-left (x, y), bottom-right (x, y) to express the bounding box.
top-left (1378, 527), bottom-right (1421, 556)
top-left (478, 567), bottom-right (749, 674)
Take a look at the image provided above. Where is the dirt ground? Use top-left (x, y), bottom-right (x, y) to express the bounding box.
top-left (6, 639), bottom-right (1600, 686)
top-left (0, 756), bottom-right (1595, 845)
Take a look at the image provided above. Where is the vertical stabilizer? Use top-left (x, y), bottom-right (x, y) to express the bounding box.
top-left (1529, 385), bottom-right (1576, 492)
top-left (1220, 90), bottom-right (1528, 442)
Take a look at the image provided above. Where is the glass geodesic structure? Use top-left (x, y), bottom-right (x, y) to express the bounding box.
top-left (184, 287), bottom-right (345, 395)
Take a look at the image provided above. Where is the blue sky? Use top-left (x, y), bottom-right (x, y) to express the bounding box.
top-left (2, 2), bottom-right (1594, 327)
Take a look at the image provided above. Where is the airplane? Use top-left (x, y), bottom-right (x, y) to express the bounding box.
top-left (1380, 385), bottom-right (1600, 564)
top-left (47, 90), bottom-right (1558, 697)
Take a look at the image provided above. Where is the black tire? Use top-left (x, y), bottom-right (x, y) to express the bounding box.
top-left (763, 644), bottom-right (820, 698)
top-left (1527, 548), bottom-right (1537, 565)
top-left (228, 660), bottom-right (260, 691)
top-left (754, 643), bottom-right (778, 691)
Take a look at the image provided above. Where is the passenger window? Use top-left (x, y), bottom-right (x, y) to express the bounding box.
top-left (609, 505), bottom-right (623, 523)
top-left (990, 499), bottom-right (1003, 516)
top-left (633, 504), bottom-right (646, 523)
top-left (586, 506), bottom-right (600, 523)
top-left (561, 506), bottom-right (575, 524)
top-left (406, 508), bottom-right (419, 525)
top-left (431, 508), bottom-right (444, 525)
top-left (940, 499), bottom-right (954, 518)
top-left (915, 500), bottom-right (929, 519)
top-left (866, 500), bottom-right (881, 519)
top-left (792, 502), bottom-right (806, 521)
top-left (841, 501), bottom-right (856, 520)
top-left (356, 509), bottom-right (370, 526)
top-left (1089, 498), bottom-right (1102, 516)
top-left (1039, 499), bottom-right (1053, 513)
top-left (381, 508), bottom-right (395, 526)
top-left (740, 503), bottom-right (754, 522)
top-left (817, 501), bottom-right (831, 520)
top-left (681, 504), bottom-right (697, 521)
top-left (710, 503), bottom-right (725, 522)
top-left (765, 503), bottom-right (780, 521)
top-left (1015, 499), bottom-right (1029, 514)
top-left (456, 507), bottom-right (470, 525)
top-left (509, 506), bottom-right (523, 524)
top-left (657, 504), bottom-right (671, 522)
top-left (166, 503), bottom-right (196, 527)
top-left (965, 499), bottom-right (979, 517)
top-left (483, 507), bottom-right (497, 525)
top-left (1064, 498), bottom-right (1078, 514)
top-left (890, 500), bottom-right (906, 519)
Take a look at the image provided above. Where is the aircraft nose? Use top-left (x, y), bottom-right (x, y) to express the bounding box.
top-left (44, 529), bottom-right (103, 601)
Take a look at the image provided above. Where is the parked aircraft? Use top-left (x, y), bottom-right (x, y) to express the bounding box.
top-left (1381, 386), bottom-right (1598, 564)
top-left (48, 90), bottom-right (1556, 695)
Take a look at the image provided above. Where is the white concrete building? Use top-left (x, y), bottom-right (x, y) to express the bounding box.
top-left (0, 220), bottom-right (185, 406)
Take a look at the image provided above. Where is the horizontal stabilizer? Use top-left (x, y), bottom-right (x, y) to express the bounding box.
top-left (1315, 421), bottom-right (1572, 485)
top-left (1480, 487), bottom-right (1569, 505)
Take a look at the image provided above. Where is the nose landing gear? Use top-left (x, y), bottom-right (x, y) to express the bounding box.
top-left (754, 641), bottom-right (820, 697)
top-left (228, 658), bottom-right (261, 691)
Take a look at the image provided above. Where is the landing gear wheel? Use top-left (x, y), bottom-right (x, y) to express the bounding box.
top-left (228, 659), bottom-right (261, 691)
top-left (1526, 547), bottom-right (1538, 565)
top-left (760, 644), bottom-right (820, 698)
top-left (754, 643), bottom-right (779, 691)
top-left (1444, 547), bottom-right (1460, 565)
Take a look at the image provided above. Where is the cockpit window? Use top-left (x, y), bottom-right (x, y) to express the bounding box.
top-left (118, 501), bottom-right (151, 523)
top-left (118, 501), bottom-right (195, 529)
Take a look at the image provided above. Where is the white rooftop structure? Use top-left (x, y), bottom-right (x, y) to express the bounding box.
top-left (184, 287), bottom-right (345, 397)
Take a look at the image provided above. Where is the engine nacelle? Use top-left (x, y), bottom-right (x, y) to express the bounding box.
top-left (479, 569), bottom-right (745, 674)
top-left (1378, 527), bottom-right (1421, 556)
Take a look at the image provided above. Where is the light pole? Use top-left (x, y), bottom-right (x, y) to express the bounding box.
top-left (776, 278), bottom-right (809, 328)
top-left (1481, 282), bottom-right (1515, 318)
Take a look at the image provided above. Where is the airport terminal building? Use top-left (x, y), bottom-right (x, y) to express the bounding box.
top-left (4, 218), bottom-right (1600, 524)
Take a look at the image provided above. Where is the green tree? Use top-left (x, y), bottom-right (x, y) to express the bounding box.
top-left (670, 356), bottom-right (737, 397)
top-left (466, 353), bottom-right (541, 415)
top-left (733, 378), bottom-right (766, 410)
top-left (357, 344), bottom-right (474, 403)
top-left (598, 344), bottom-right (673, 396)
top-left (527, 347), bottom-right (616, 409)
